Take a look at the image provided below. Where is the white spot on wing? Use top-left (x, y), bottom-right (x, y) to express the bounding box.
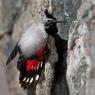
top-left (23, 77), bottom-right (26, 81)
top-left (26, 78), bottom-right (29, 82)
top-left (30, 77), bottom-right (33, 83)
top-left (40, 62), bottom-right (43, 67)
top-left (35, 75), bottom-right (39, 80)
top-left (37, 63), bottom-right (40, 70)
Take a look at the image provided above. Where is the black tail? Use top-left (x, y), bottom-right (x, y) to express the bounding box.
top-left (6, 43), bottom-right (19, 65)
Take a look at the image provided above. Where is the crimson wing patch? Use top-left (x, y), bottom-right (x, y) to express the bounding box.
top-left (6, 44), bottom-right (50, 89)
top-left (18, 58), bottom-right (45, 89)
top-left (17, 48), bottom-right (46, 89)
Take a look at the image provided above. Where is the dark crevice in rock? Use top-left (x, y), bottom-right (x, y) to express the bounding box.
top-left (51, 34), bottom-right (69, 95)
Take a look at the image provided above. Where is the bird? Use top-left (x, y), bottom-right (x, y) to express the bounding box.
top-left (6, 9), bottom-right (59, 89)
top-left (6, 6), bottom-right (70, 89)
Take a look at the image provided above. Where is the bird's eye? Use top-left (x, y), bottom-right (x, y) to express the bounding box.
top-left (47, 19), bottom-right (54, 23)
top-left (44, 21), bottom-right (51, 27)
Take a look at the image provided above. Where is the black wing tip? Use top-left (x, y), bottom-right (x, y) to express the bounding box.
top-left (6, 61), bottom-right (9, 66)
top-left (6, 56), bottom-right (11, 66)
top-left (19, 71), bottom-right (41, 89)
top-left (19, 76), bottom-right (34, 89)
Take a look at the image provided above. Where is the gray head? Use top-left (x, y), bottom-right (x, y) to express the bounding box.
top-left (43, 9), bottom-right (71, 36)
top-left (43, 9), bottom-right (58, 36)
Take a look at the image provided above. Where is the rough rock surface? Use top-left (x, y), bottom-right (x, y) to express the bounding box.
top-left (67, 0), bottom-right (95, 95)
top-left (67, 20), bottom-right (88, 95)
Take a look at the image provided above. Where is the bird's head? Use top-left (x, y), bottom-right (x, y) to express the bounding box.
top-left (43, 8), bottom-right (71, 36)
top-left (43, 9), bottom-right (58, 36)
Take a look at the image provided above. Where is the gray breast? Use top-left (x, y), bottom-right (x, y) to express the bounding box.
top-left (19, 23), bottom-right (48, 57)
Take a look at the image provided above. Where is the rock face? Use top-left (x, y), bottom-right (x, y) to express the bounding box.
top-left (67, 1), bottom-right (95, 95)
top-left (0, 0), bottom-right (95, 95)
top-left (67, 20), bottom-right (88, 95)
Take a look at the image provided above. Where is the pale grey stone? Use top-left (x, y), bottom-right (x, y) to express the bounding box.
top-left (67, 1), bottom-right (95, 95)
